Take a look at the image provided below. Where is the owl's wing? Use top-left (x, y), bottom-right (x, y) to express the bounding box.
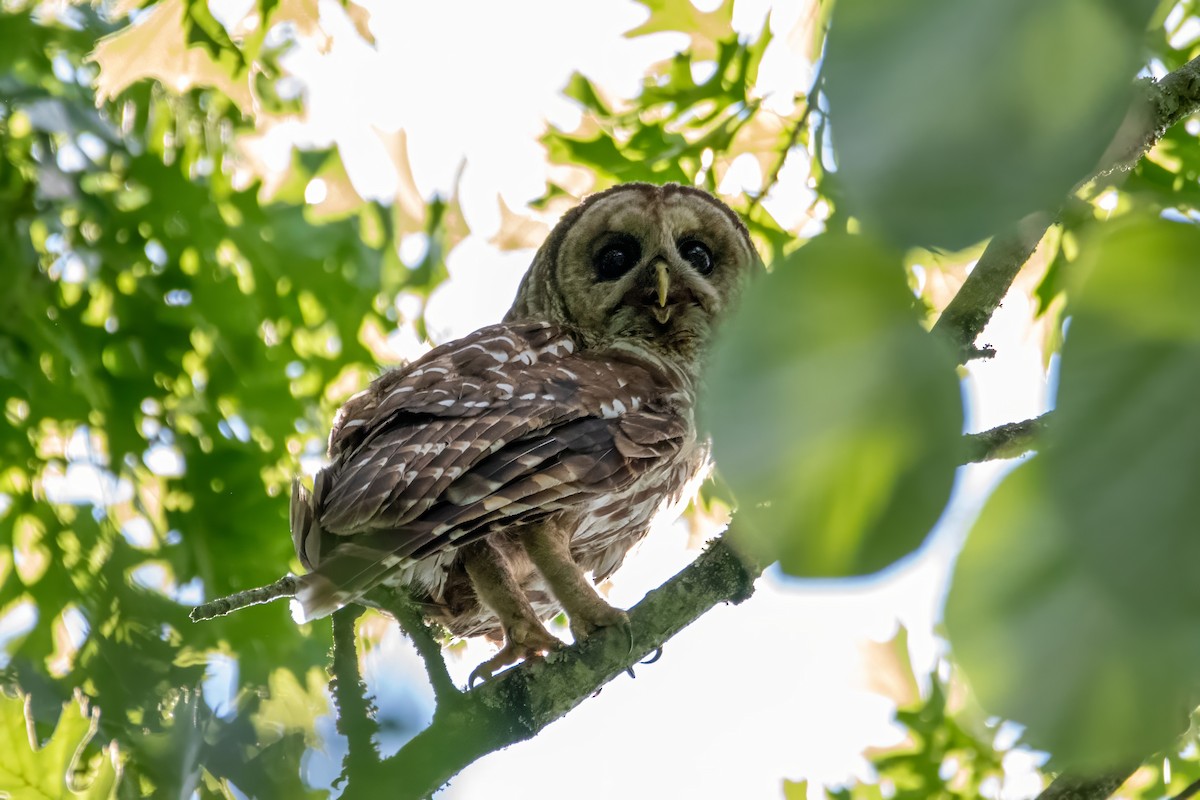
top-left (292, 321), bottom-right (689, 619)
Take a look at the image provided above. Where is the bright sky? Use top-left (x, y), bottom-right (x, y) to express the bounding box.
top-left (187, 0), bottom-right (1054, 796)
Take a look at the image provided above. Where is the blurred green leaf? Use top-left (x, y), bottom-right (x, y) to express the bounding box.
top-left (948, 217), bottom-right (1200, 769)
top-left (703, 234), bottom-right (963, 576)
top-left (823, 0), bottom-right (1152, 248)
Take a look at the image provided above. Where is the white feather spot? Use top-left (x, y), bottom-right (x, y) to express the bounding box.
top-left (519, 392), bottom-right (537, 400)
top-left (483, 496), bottom-right (509, 512)
top-left (438, 399), bottom-right (456, 407)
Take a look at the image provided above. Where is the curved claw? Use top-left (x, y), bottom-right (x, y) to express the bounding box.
top-left (623, 646), bottom-right (663, 679)
top-left (468, 635), bottom-right (562, 688)
top-left (619, 618), bottom-right (634, 656)
top-left (640, 646), bottom-right (663, 665)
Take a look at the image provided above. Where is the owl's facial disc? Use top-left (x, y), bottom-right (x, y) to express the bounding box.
top-left (508, 183), bottom-right (759, 361)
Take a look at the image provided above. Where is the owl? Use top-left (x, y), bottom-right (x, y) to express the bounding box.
top-left (290, 182), bottom-right (758, 681)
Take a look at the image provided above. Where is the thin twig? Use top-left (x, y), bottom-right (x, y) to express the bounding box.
top-left (747, 62), bottom-right (824, 214)
top-left (188, 575), bottom-right (298, 621)
top-left (366, 587), bottom-right (462, 704)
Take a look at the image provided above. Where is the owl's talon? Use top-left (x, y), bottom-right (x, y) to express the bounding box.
top-left (468, 635), bottom-right (562, 688)
top-left (624, 665), bottom-right (637, 679)
top-left (620, 618), bottom-right (634, 656)
top-left (641, 646), bottom-right (663, 665)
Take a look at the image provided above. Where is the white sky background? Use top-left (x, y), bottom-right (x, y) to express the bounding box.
top-left (227, 0), bottom-right (1054, 797)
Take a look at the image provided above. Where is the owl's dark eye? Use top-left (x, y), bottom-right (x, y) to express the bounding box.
top-left (593, 234), bottom-right (641, 281)
top-left (679, 239), bottom-right (714, 275)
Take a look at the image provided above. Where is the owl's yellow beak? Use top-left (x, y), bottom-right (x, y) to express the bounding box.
top-left (655, 261), bottom-right (670, 308)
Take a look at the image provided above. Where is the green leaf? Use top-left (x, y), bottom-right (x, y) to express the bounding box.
top-left (947, 217), bottom-right (1200, 769)
top-left (625, 0), bottom-right (734, 46)
top-left (703, 234), bottom-right (963, 576)
top-left (0, 691), bottom-right (121, 799)
top-left (823, 0), bottom-right (1152, 248)
top-left (183, 0), bottom-right (246, 68)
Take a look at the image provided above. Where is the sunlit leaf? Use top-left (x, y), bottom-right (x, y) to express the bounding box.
top-left (0, 691), bottom-right (121, 799)
top-left (823, 0), bottom-right (1151, 248)
top-left (703, 234), bottom-right (963, 576)
top-left (91, 0), bottom-right (253, 109)
top-left (489, 196), bottom-right (550, 251)
top-left (626, 0), bottom-right (735, 58)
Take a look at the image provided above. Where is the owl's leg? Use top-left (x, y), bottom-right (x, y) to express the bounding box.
top-left (463, 540), bottom-right (562, 686)
top-left (522, 523), bottom-right (630, 644)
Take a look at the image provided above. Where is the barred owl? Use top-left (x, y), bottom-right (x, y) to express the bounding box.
top-left (291, 183), bottom-right (758, 681)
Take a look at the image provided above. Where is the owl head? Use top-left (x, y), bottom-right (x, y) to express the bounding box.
top-left (507, 183), bottom-right (759, 367)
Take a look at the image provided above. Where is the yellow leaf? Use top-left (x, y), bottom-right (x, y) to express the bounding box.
top-left (89, 0), bottom-right (253, 110)
top-left (489, 196), bottom-right (550, 251)
top-left (375, 128), bottom-right (428, 237)
top-left (343, 0), bottom-right (376, 46)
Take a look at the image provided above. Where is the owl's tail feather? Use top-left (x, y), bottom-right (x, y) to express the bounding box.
top-left (290, 475), bottom-right (329, 571)
top-left (294, 539), bottom-right (415, 622)
top-left (292, 475), bottom-right (430, 622)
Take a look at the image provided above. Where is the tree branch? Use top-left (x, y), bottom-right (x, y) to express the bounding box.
top-left (930, 210), bottom-right (1055, 358)
top-left (341, 537), bottom-right (761, 800)
top-left (365, 587), bottom-right (462, 706)
top-left (963, 412), bottom-right (1052, 463)
top-left (1033, 767), bottom-right (1137, 800)
top-left (931, 53), bottom-right (1200, 358)
top-left (330, 606), bottom-right (380, 786)
top-left (188, 575), bottom-right (297, 621)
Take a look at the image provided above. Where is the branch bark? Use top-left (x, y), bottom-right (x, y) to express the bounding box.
top-left (963, 412), bottom-right (1052, 463)
top-left (341, 538), bottom-right (760, 800)
top-left (1034, 768), bottom-right (1137, 800)
top-left (330, 606), bottom-right (380, 786)
top-left (931, 53), bottom-right (1200, 358)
